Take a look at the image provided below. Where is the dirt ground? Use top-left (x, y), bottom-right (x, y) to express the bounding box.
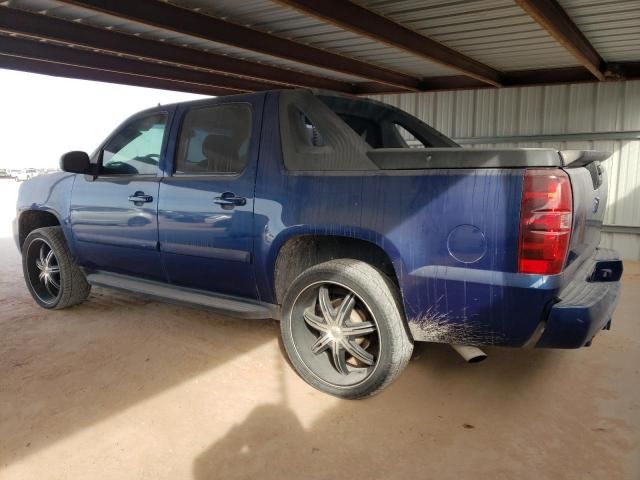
top-left (0, 178), bottom-right (638, 480)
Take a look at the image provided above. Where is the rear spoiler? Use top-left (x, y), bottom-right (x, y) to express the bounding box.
top-left (560, 150), bottom-right (612, 167)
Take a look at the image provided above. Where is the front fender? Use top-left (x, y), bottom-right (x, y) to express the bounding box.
top-left (15, 173), bottom-right (77, 255)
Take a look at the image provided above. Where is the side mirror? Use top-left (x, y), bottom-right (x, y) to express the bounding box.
top-left (60, 151), bottom-right (90, 174)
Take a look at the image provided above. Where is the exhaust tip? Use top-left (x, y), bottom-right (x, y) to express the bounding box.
top-left (467, 353), bottom-right (487, 363)
top-left (451, 345), bottom-right (487, 363)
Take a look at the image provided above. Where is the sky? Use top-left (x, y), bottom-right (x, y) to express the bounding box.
top-left (0, 69), bottom-right (209, 169)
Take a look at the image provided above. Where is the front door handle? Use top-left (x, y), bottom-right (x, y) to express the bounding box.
top-left (128, 191), bottom-right (153, 203)
top-left (214, 192), bottom-right (247, 209)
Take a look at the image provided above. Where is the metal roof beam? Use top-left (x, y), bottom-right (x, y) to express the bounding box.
top-left (0, 6), bottom-right (354, 93)
top-left (273, 0), bottom-right (503, 87)
top-left (504, 65), bottom-right (596, 86)
top-left (617, 62), bottom-right (640, 79)
top-left (0, 54), bottom-right (234, 96)
top-left (356, 65), bottom-right (633, 94)
top-left (58, 0), bottom-right (421, 91)
top-left (0, 35), bottom-right (282, 93)
top-left (514, 0), bottom-right (607, 80)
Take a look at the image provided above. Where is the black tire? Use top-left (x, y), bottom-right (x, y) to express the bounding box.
top-left (22, 226), bottom-right (91, 309)
top-left (280, 259), bottom-right (413, 399)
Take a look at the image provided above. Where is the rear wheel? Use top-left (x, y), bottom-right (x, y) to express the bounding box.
top-left (22, 226), bottom-right (91, 309)
top-left (280, 259), bottom-right (413, 399)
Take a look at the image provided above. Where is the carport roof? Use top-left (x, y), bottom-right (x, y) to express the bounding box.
top-left (0, 0), bottom-right (638, 96)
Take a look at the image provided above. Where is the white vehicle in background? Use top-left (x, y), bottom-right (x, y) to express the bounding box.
top-left (15, 168), bottom-right (38, 182)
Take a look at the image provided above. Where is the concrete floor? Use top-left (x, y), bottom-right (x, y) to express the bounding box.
top-left (0, 179), bottom-right (638, 480)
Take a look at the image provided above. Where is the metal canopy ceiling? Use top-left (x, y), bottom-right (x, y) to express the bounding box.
top-left (0, 0), bottom-right (638, 96)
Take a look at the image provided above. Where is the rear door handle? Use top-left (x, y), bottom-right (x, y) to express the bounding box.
top-left (214, 192), bottom-right (247, 209)
top-left (128, 191), bottom-right (153, 203)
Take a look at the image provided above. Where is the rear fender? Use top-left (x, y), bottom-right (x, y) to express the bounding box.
top-left (257, 224), bottom-right (405, 305)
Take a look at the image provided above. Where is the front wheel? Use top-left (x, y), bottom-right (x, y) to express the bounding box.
top-left (22, 226), bottom-right (91, 309)
top-left (280, 259), bottom-right (413, 399)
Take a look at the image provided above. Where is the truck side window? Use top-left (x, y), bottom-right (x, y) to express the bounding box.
top-left (175, 103), bottom-right (252, 175)
top-left (298, 110), bottom-right (325, 147)
top-left (101, 112), bottom-right (167, 175)
top-left (335, 113), bottom-right (383, 148)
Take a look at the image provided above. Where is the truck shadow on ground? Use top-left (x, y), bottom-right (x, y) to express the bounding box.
top-left (192, 344), bottom-right (565, 480)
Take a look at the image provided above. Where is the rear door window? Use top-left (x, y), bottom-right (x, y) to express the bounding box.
top-left (175, 103), bottom-right (252, 175)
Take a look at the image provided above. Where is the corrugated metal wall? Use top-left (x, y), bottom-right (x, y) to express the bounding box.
top-left (371, 80), bottom-right (640, 260)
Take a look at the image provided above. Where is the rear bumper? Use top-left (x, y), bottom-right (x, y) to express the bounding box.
top-left (536, 248), bottom-right (623, 348)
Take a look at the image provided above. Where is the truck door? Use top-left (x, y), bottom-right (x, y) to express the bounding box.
top-left (70, 109), bottom-right (171, 281)
top-left (158, 95), bottom-right (263, 299)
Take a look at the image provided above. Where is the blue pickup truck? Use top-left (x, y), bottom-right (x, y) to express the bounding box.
top-left (14, 90), bottom-right (623, 398)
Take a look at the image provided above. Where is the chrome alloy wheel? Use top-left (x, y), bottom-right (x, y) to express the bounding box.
top-left (290, 282), bottom-right (381, 388)
top-left (26, 238), bottom-right (61, 305)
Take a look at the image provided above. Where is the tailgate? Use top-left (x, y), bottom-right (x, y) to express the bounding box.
top-left (560, 150), bottom-right (611, 270)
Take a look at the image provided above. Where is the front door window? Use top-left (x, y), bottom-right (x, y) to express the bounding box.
top-left (101, 113), bottom-right (167, 175)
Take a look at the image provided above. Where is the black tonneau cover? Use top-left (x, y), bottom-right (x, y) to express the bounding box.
top-left (367, 148), bottom-right (612, 170)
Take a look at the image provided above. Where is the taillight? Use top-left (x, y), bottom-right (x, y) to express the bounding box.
top-left (518, 169), bottom-right (573, 275)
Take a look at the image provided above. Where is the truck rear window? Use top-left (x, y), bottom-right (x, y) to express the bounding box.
top-left (279, 91), bottom-right (457, 172)
top-left (317, 94), bottom-right (457, 149)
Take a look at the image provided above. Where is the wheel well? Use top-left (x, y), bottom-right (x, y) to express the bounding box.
top-left (18, 211), bottom-right (60, 247)
top-left (274, 235), bottom-right (398, 304)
